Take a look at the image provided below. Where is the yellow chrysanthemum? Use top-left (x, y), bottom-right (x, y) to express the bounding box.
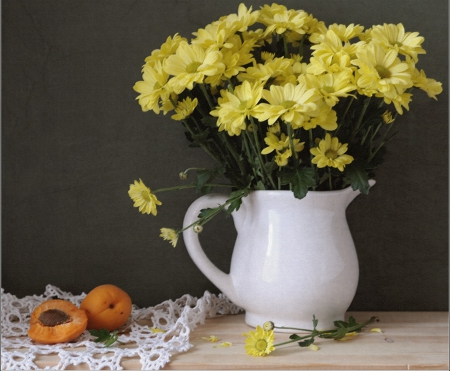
top-left (351, 42), bottom-right (413, 99)
top-left (237, 57), bottom-right (294, 85)
top-left (300, 71), bottom-right (356, 107)
top-left (163, 41), bottom-right (225, 94)
top-left (258, 4), bottom-right (310, 39)
top-left (144, 34), bottom-right (188, 67)
top-left (219, 3), bottom-right (260, 33)
top-left (243, 326), bottom-right (275, 357)
top-left (310, 23), bottom-right (364, 44)
top-left (128, 179), bottom-right (162, 216)
top-left (310, 133), bottom-right (354, 171)
top-left (253, 82), bottom-right (321, 128)
top-left (407, 59), bottom-right (443, 100)
top-left (159, 228), bottom-right (179, 247)
top-left (302, 104), bottom-right (338, 131)
top-left (210, 80), bottom-right (264, 136)
top-left (382, 110), bottom-right (395, 124)
top-left (133, 61), bottom-right (171, 114)
top-left (261, 131), bottom-right (304, 167)
top-left (171, 97), bottom-right (198, 121)
top-left (379, 91), bottom-right (412, 115)
top-left (261, 132), bottom-right (304, 155)
top-left (370, 23), bottom-right (426, 62)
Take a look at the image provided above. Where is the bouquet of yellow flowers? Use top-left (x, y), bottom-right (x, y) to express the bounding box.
top-left (129, 3), bottom-right (442, 247)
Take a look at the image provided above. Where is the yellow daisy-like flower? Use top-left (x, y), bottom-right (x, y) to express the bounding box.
top-left (351, 42), bottom-right (412, 99)
top-left (210, 80), bottom-right (264, 136)
top-left (219, 3), bottom-right (260, 33)
top-left (300, 71), bottom-right (356, 107)
top-left (144, 33), bottom-right (187, 67)
top-left (163, 41), bottom-right (225, 94)
top-left (171, 97), bottom-right (198, 121)
top-left (133, 61), bottom-right (171, 114)
top-left (254, 82), bottom-right (321, 128)
top-left (259, 4), bottom-right (310, 38)
top-left (159, 228), bottom-right (179, 248)
top-left (128, 179), bottom-right (162, 216)
top-left (243, 326), bottom-right (275, 357)
top-left (310, 23), bottom-right (364, 44)
top-left (302, 103), bottom-right (338, 131)
top-left (382, 110), bottom-right (395, 124)
top-left (310, 133), bottom-right (354, 171)
top-left (261, 132), bottom-right (304, 155)
top-left (369, 23), bottom-right (426, 62)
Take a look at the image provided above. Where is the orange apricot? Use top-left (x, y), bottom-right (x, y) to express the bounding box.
top-left (28, 299), bottom-right (88, 344)
top-left (80, 284), bottom-right (132, 331)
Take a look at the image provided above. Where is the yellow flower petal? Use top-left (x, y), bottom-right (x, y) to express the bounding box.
top-left (214, 341), bottom-right (233, 348)
top-left (308, 344), bottom-right (320, 351)
top-left (370, 328), bottom-right (383, 333)
top-left (150, 327), bottom-right (166, 333)
top-left (200, 335), bottom-right (220, 342)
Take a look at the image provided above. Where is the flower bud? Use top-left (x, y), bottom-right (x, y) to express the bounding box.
top-left (263, 321), bottom-right (274, 331)
top-left (193, 224), bottom-right (203, 233)
top-left (179, 172), bottom-right (188, 180)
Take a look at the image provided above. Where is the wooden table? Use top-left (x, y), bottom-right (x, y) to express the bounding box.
top-left (7, 311), bottom-right (449, 370)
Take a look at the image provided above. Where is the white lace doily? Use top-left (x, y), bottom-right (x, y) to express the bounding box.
top-left (1, 285), bottom-right (242, 370)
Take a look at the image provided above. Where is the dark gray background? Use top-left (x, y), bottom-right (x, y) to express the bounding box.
top-left (2, 0), bottom-right (448, 310)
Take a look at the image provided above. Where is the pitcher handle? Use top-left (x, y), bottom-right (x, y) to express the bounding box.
top-left (182, 193), bottom-right (237, 303)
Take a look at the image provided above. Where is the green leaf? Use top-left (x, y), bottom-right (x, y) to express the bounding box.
top-left (312, 315), bottom-right (318, 330)
top-left (333, 327), bottom-right (350, 340)
top-left (280, 167), bottom-right (316, 199)
top-left (198, 208), bottom-right (216, 219)
top-left (298, 338), bottom-right (315, 347)
top-left (344, 162), bottom-right (370, 194)
top-left (89, 328), bottom-right (121, 347)
top-left (195, 167), bottom-right (225, 194)
top-left (225, 187), bottom-right (250, 215)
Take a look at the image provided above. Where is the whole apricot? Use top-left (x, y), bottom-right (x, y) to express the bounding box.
top-left (28, 299), bottom-right (88, 344)
top-left (80, 284), bottom-right (132, 331)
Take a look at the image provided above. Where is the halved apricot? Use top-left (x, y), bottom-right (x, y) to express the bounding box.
top-left (28, 299), bottom-right (88, 344)
top-left (80, 284), bottom-right (132, 331)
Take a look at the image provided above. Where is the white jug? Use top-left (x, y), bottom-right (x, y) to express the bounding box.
top-left (183, 181), bottom-right (375, 330)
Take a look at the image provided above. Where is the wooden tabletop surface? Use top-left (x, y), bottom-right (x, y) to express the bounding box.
top-left (5, 311), bottom-right (449, 370)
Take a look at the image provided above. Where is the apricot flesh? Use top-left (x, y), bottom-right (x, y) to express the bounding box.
top-left (80, 284), bottom-right (132, 331)
top-left (28, 299), bottom-right (88, 344)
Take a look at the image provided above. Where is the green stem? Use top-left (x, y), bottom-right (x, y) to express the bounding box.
top-left (282, 33), bottom-right (289, 58)
top-left (351, 97), bottom-right (371, 140)
top-left (286, 123), bottom-right (298, 160)
top-left (249, 117), bottom-right (277, 189)
top-left (199, 84), bottom-right (214, 109)
top-left (328, 168), bottom-right (333, 191)
top-left (153, 183), bottom-right (234, 194)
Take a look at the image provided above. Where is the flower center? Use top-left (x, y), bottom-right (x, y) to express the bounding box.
top-left (141, 190), bottom-right (152, 202)
top-left (281, 100), bottom-right (295, 110)
top-left (325, 149), bottom-right (338, 159)
top-left (255, 339), bottom-right (267, 351)
top-left (186, 61), bottom-right (202, 73)
top-left (322, 86), bottom-right (335, 94)
top-left (375, 65), bottom-right (391, 79)
top-left (239, 100), bottom-right (248, 111)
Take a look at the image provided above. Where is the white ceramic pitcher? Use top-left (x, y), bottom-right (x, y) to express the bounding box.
top-left (183, 180), bottom-right (375, 330)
